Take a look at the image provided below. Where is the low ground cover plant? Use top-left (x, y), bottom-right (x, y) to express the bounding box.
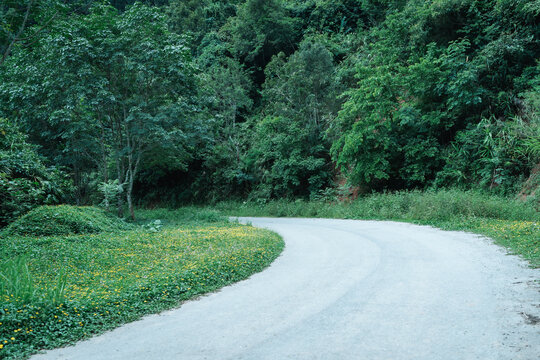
top-left (217, 189), bottom-right (539, 267)
top-left (0, 207), bottom-right (283, 359)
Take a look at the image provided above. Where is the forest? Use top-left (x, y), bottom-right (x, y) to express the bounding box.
top-left (1, 0), bottom-right (539, 224)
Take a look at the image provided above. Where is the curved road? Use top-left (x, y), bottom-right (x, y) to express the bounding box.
top-left (33, 218), bottom-right (539, 359)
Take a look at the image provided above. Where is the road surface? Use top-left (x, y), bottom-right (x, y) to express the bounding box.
top-left (33, 218), bottom-right (539, 359)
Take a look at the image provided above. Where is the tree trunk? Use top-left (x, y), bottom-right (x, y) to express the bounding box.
top-left (125, 144), bottom-right (141, 222)
top-left (100, 122), bottom-right (109, 183)
top-left (115, 110), bottom-right (126, 218)
top-left (127, 186), bottom-right (135, 221)
top-left (126, 167), bottom-right (136, 222)
top-left (74, 164), bottom-right (81, 206)
top-left (1, 0), bottom-right (34, 65)
top-left (116, 157), bottom-right (125, 218)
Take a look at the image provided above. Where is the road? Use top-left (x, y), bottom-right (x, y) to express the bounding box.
top-left (33, 218), bottom-right (539, 359)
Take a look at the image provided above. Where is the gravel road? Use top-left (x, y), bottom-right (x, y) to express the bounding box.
top-left (32, 218), bottom-right (539, 360)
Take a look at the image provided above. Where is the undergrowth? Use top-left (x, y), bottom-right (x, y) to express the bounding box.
top-left (216, 189), bottom-right (539, 267)
top-left (217, 189), bottom-right (539, 221)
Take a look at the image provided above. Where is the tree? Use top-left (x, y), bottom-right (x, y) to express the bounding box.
top-left (223, 0), bottom-right (300, 78)
top-left (247, 41), bottom-right (340, 198)
top-left (0, 3), bottom-right (200, 219)
top-left (195, 37), bottom-right (255, 199)
top-left (167, 0), bottom-right (239, 49)
top-left (0, 0), bottom-right (70, 65)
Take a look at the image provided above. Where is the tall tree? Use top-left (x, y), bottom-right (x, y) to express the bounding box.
top-left (223, 0), bottom-right (300, 85)
top-left (247, 40), bottom-right (340, 198)
top-left (0, 0), bottom-right (70, 65)
top-left (0, 2), bottom-right (201, 219)
top-left (195, 38), bottom-right (254, 199)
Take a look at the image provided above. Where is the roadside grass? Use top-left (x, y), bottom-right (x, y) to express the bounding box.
top-left (135, 207), bottom-right (225, 226)
top-left (216, 189), bottom-right (539, 267)
top-left (0, 208), bottom-right (284, 359)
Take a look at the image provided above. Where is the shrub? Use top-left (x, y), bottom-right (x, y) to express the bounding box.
top-left (2, 205), bottom-right (133, 237)
top-left (0, 118), bottom-right (73, 227)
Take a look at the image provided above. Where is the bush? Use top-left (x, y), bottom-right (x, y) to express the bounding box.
top-left (0, 118), bottom-right (73, 227)
top-left (2, 205), bottom-right (133, 237)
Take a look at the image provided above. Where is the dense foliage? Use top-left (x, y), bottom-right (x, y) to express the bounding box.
top-left (0, 118), bottom-right (71, 226)
top-left (331, 1), bottom-right (540, 192)
top-left (1, 0), bottom-right (539, 217)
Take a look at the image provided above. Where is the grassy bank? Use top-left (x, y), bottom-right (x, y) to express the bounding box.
top-left (0, 207), bottom-right (283, 359)
top-left (216, 189), bottom-right (539, 267)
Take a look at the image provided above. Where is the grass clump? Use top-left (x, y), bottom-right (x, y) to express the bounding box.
top-left (0, 208), bottom-right (283, 359)
top-left (0, 257), bottom-right (67, 306)
top-left (135, 207), bottom-right (226, 226)
top-left (2, 205), bottom-right (133, 237)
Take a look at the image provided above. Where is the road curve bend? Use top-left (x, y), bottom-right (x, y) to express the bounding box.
top-left (33, 218), bottom-right (539, 360)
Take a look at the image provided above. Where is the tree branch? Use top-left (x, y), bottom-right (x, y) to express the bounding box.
top-left (20, 9), bottom-right (60, 48)
top-left (1, 0), bottom-right (35, 65)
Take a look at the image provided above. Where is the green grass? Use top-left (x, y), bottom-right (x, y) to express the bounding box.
top-left (2, 205), bottom-right (133, 237)
top-left (135, 207), bottom-right (225, 226)
top-left (216, 189), bottom-right (540, 267)
top-left (0, 208), bottom-right (284, 359)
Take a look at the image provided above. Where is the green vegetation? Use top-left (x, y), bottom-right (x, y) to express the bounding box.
top-left (0, 118), bottom-right (72, 227)
top-left (217, 189), bottom-right (540, 267)
top-left (1, 1), bottom-right (538, 210)
top-left (218, 189), bottom-right (539, 221)
top-left (0, 207), bottom-right (283, 359)
top-left (2, 205), bottom-right (133, 237)
top-left (0, 1), bottom-right (538, 356)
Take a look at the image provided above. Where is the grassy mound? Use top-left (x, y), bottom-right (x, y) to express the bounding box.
top-left (2, 205), bottom-right (133, 237)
